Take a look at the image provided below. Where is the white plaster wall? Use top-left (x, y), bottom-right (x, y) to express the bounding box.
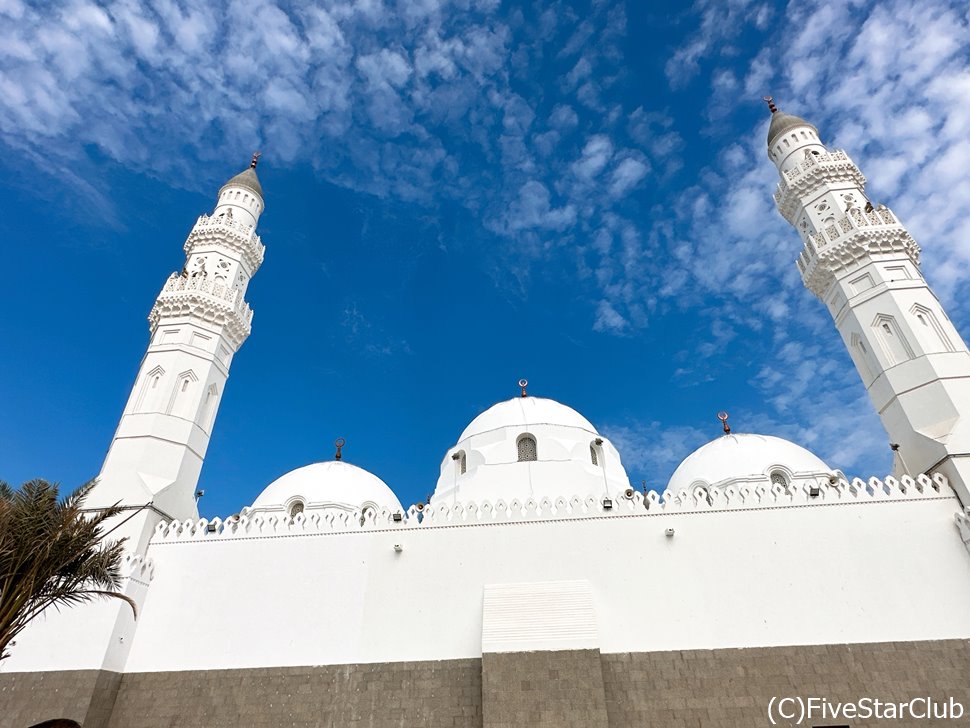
top-left (8, 489), bottom-right (970, 675)
top-left (1, 557), bottom-right (152, 673)
top-left (213, 184), bottom-right (262, 229)
top-left (106, 493), bottom-right (970, 671)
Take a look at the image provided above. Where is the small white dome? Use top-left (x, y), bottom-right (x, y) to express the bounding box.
top-left (667, 433), bottom-right (831, 494)
top-left (251, 461), bottom-right (402, 514)
top-left (459, 397), bottom-right (598, 440)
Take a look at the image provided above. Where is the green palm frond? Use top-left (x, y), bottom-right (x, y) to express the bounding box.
top-left (0, 479), bottom-right (136, 661)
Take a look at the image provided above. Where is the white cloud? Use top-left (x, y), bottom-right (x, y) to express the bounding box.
top-left (501, 180), bottom-right (576, 232)
top-left (571, 134), bottom-right (614, 180)
top-left (608, 156), bottom-right (649, 198)
top-left (592, 299), bottom-right (629, 334)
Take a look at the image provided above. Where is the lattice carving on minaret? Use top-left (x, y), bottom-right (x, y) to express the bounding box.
top-left (148, 271), bottom-right (253, 351)
top-left (184, 214), bottom-right (266, 274)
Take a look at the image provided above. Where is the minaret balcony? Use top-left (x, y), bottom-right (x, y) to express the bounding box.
top-left (148, 272), bottom-right (254, 350)
top-left (796, 207), bottom-right (921, 297)
top-left (773, 149), bottom-right (867, 223)
top-left (806, 206), bottom-right (901, 252)
top-left (184, 214), bottom-right (266, 273)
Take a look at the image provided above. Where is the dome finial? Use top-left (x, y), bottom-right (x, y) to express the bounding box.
top-left (518, 378), bottom-right (528, 397)
top-left (250, 151), bottom-right (262, 169)
top-left (763, 95), bottom-right (777, 114)
top-left (334, 437), bottom-right (346, 461)
top-left (717, 411), bottom-right (731, 434)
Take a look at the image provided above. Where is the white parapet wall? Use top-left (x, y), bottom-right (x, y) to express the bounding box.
top-left (6, 474), bottom-right (970, 674)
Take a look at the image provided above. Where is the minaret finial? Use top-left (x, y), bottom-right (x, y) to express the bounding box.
top-left (250, 151), bottom-right (262, 169)
top-left (334, 437), bottom-right (346, 461)
top-left (518, 378), bottom-right (528, 398)
top-left (717, 411), bottom-right (731, 434)
top-left (763, 96), bottom-right (778, 114)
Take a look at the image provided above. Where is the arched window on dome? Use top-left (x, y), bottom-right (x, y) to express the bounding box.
top-left (769, 470), bottom-right (789, 488)
top-left (589, 442), bottom-right (599, 466)
top-left (288, 500), bottom-right (305, 519)
top-left (517, 434), bottom-right (537, 462)
top-left (455, 450), bottom-right (467, 475)
top-left (359, 502), bottom-right (377, 526)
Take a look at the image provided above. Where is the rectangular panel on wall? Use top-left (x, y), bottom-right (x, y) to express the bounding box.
top-left (482, 579), bottom-right (598, 653)
top-left (849, 273), bottom-right (875, 295)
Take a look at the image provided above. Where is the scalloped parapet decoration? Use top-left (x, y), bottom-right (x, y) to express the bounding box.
top-left (185, 214), bottom-right (266, 274)
top-left (121, 553), bottom-right (156, 583)
top-left (151, 474), bottom-right (955, 544)
top-left (148, 270), bottom-right (254, 350)
top-left (773, 149), bottom-right (864, 223)
top-left (954, 505), bottom-right (970, 557)
top-left (795, 205), bottom-right (920, 298)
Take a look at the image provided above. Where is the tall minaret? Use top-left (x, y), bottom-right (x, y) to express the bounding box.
top-left (767, 97), bottom-right (970, 505)
top-left (86, 155), bottom-right (266, 551)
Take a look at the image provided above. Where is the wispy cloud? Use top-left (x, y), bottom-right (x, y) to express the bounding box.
top-left (0, 0), bottom-right (684, 331)
top-left (4, 0), bottom-right (969, 482)
top-left (341, 301), bottom-right (410, 358)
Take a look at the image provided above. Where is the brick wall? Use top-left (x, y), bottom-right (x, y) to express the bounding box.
top-left (482, 649), bottom-right (609, 728)
top-left (3, 639), bottom-right (969, 727)
top-left (602, 639), bottom-right (970, 727)
top-left (106, 659), bottom-right (481, 728)
top-left (0, 670), bottom-right (121, 728)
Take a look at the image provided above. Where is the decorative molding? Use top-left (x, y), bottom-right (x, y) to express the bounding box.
top-left (798, 225), bottom-right (921, 298)
top-left (121, 553), bottom-right (156, 583)
top-left (152, 473), bottom-right (953, 544)
top-left (773, 149), bottom-right (867, 223)
top-left (148, 271), bottom-right (253, 351)
top-left (954, 508), bottom-right (970, 556)
top-left (184, 214), bottom-right (265, 274)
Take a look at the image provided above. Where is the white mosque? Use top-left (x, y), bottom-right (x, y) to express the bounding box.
top-left (4, 103), bottom-right (970, 728)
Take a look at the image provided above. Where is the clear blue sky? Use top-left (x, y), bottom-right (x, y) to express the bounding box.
top-left (2, 0), bottom-right (970, 518)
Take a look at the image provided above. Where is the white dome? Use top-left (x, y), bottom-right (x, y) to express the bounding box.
top-left (435, 396), bottom-right (628, 504)
top-left (251, 461), bottom-right (402, 514)
top-left (666, 433), bottom-right (832, 494)
top-left (459, 397), bottom-right (598, 440)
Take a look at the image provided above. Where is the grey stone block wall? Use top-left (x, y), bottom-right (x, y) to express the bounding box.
top-left (106, 659), bottom-right (481, 728)
top-left (602, 639), bottom-right (970, 727)
top-left (4, 639), bottom-right (970, 727)
top-left (0, 670), bottom-right (121, 728)
top-left (482, 649), bottom-right (609, 728)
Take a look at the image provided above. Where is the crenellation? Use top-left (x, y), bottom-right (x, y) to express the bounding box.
top-left (149, 473), bottom-right (956, 543)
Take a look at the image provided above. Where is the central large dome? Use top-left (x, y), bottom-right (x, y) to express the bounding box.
top-left (459, 397), bottom-right (598, 441)
top-left (434, 395), bottom-right (629, 504)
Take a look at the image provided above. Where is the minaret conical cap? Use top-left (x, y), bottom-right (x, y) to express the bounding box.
top-left (764, 98), bottom-right (818, 148)
top-left (220, 153), bottom-right (263, 199)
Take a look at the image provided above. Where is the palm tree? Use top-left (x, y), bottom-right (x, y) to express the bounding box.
top-left (0, 479), bottom-right (136, 662)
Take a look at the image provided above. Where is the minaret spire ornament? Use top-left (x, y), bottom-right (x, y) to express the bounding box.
top-left (250, 151), bottom-right (262, 169)
top-left (717, 411), bottom-right (731, 435)
top-left (518, 379), bottom-right (528, 398)
top-left (763, 95), bottom-right (778, 114)
top-left (334, 437), bottom-right (346, 461)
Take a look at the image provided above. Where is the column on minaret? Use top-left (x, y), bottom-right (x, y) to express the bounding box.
top-left (86, 155), bottom-right (266, 553)
top-left (767, 98), bottom-right (970, 504)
